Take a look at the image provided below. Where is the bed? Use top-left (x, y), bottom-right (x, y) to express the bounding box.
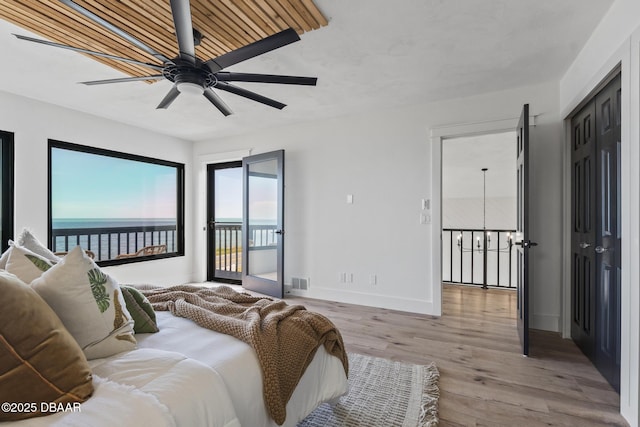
top-left (136, 311), bottom-right (348, 427)
top-left (0, 236), bottom-right (348, 427)
top-left (5, 312), bottom-right (348, 427)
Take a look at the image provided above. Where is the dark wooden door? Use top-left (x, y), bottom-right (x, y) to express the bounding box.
top-left (516, 104), bottom-right (535, 356)
top-left (570, 74), bottom-right (621, 392)
top-left (594, 76), bottom-right (621, 392)
top-left (570, 100), bottom-right (597, 360)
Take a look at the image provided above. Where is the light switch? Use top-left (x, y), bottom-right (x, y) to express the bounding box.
top-left (347, 194), bottom-right (353, 204)
top-left (421, 199), bottom-right (430, 210)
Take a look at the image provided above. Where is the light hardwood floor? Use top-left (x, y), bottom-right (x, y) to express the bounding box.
top-left (285, 284), bottom-right (627, 427)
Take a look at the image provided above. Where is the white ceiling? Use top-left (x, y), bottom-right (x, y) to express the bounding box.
top-left (442, 132), bottom-right (516, 199)
top-left (0, 0), bottom-right (614, 142)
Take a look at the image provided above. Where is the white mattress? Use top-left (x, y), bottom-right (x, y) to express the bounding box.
top-left (2, 348), bottom-right (240, 427)
top-left (136, 310), bottom-right (348, 427)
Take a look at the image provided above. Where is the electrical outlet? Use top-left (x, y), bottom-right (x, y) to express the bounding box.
top-left (369, 274), bottom-right (377, 286)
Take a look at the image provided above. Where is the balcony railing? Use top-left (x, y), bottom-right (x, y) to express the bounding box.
top-left (52, 225), bottom-right (177, 262)
top-left (442, 228), bottom-right (516, 288)
top-left (214, 222), bottom-right (279, 280)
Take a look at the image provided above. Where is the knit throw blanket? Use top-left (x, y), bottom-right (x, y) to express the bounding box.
top-left (137, 285), bottom-right (349, 425)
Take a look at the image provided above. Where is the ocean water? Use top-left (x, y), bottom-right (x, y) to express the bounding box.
top-left (53, 218), bottom-right (177, 229)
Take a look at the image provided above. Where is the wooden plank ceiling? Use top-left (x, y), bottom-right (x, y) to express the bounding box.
top-left (0, 0), bottom-right (327, 79)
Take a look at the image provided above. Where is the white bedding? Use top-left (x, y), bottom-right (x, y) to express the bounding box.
top-left (2, 307), bottom-right (347, 427)
top-left (136, 311), bottom-right (348, 427)
top-left (3, 348), bottom-right (240, 427)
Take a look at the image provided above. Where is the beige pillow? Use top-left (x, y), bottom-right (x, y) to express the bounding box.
top-left (0, 271), bottom-right (94, 421)
top-left (5, 242), bottom-right (56, 283)
top-left (32, 246), bottom-right (136, 360)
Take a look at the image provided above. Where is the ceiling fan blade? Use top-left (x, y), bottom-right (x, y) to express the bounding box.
top-left (216, 72), bottom-right (317, 86)
top-left (156, 86), bottom-right (181, 109)
top-left (216, 82), bottom-right (286, 110)
top-left (205, 28), bottom-right (300, 72)
top-left (169, 0), bottom-right (196, 64)
top-left (59, 0), bottom-right (171, 64)
top-left (81, 75), bottom-right (164, 85)
top-left (203, 88), bottom-right (233, 116)
top-left (13, 34), bottom-right (164, 70)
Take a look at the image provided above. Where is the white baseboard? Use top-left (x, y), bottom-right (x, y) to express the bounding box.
top-left (288, 286), bottom-right (435, 315)
top-left (532, 313), bottom-right (560, 332)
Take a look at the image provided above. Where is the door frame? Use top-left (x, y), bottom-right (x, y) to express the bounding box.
top-left (206, 160), bottom-right (243, 283)
top-left (559, 36), bottom-right (638, 422)
top-left (195, 149), bottom-right (251, 283)
top-left (431, 116), bottom-right (536, 317)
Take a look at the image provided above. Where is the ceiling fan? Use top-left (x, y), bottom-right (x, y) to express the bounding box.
top-left (14, 0), bottom-right (317, 116)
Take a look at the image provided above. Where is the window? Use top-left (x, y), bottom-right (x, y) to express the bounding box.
top-left (48, 140), bottom-right (184, 265)
top-left (0, 131), bottom-right (14, 252)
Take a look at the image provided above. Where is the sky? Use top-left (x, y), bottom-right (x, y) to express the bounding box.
top-left (214, 168), bottom-right (242, 219)
top-left (51, 147), bottom-right (177, 219)
top-left (215, 167), bottom-right (278, 221)
top-left (52, 147), bottom-right (278, 221)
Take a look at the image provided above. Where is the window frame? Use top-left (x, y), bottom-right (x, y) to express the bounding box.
top-left (48, 139), bottom-right (185, 266)
top-left (0, 130), bottom-right (14, 252)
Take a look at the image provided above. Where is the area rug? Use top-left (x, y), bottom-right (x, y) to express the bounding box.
top-left (297, 352), bottom-right (440, 427)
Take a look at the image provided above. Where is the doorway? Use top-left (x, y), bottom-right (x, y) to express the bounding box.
top-left (570, 72), bottom-right (621, 392)
top-left (205, 150), bottom-right (285, 298)
top-left (441, 131), bottom-right (518, 289)
top-left (206, 161), bottom-right (243, 283)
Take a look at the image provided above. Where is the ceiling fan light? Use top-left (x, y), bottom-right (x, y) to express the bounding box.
top-left (176, 81), bottom-right (204, 96)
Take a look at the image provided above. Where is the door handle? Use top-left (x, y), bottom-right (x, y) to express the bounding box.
top-left (579, 242), bottom-right (591, 249)
top-left (595, 246), bottom-right (608, 254)
top-left (274, 229), bottom-right (284, 235)
top-left (515, 240), bottom-right (538, 248)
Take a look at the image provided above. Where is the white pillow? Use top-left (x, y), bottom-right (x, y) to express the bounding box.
top-left (17, 228), bottom-right (61, 264)
top-left (0, 229), bottom-right (60, 270)
top-left (31, 246), bottom-right (136, 360)
top-left (0, 248), bottom-right (9, 269)
top-left (5, 242), bottom-right (55, 283)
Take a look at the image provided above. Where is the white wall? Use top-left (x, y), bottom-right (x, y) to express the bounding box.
top-left (0, 90), bottom-right (195, 285)
top-left (443, 197), bottom-right (516, 230)
top-left (559, 0), bottom-right (640, 424)
top-left (194, 111), bottom-right (434, 313)
top-left (194, 81), bottom-right (564, 322)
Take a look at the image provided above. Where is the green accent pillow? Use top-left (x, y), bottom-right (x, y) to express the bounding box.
top-left (121, 286), bottom-right (159, 333)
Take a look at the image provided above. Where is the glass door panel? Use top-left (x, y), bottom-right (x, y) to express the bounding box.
top-left (242, 150), bottom-right (284, 298)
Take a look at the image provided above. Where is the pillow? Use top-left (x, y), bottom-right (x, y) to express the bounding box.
top-left (0, 271), bottom-right (94, 421)
top-left (5, 242), bottom-right (56, 283)
top-left (0, 247), bottom-right (8, 269)
top-left (31, 246), bottom-right (137, 360)
top-left (121, 286), bottom-right (159, 333)
top-left (17, 228), bottom-right (61, 264)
